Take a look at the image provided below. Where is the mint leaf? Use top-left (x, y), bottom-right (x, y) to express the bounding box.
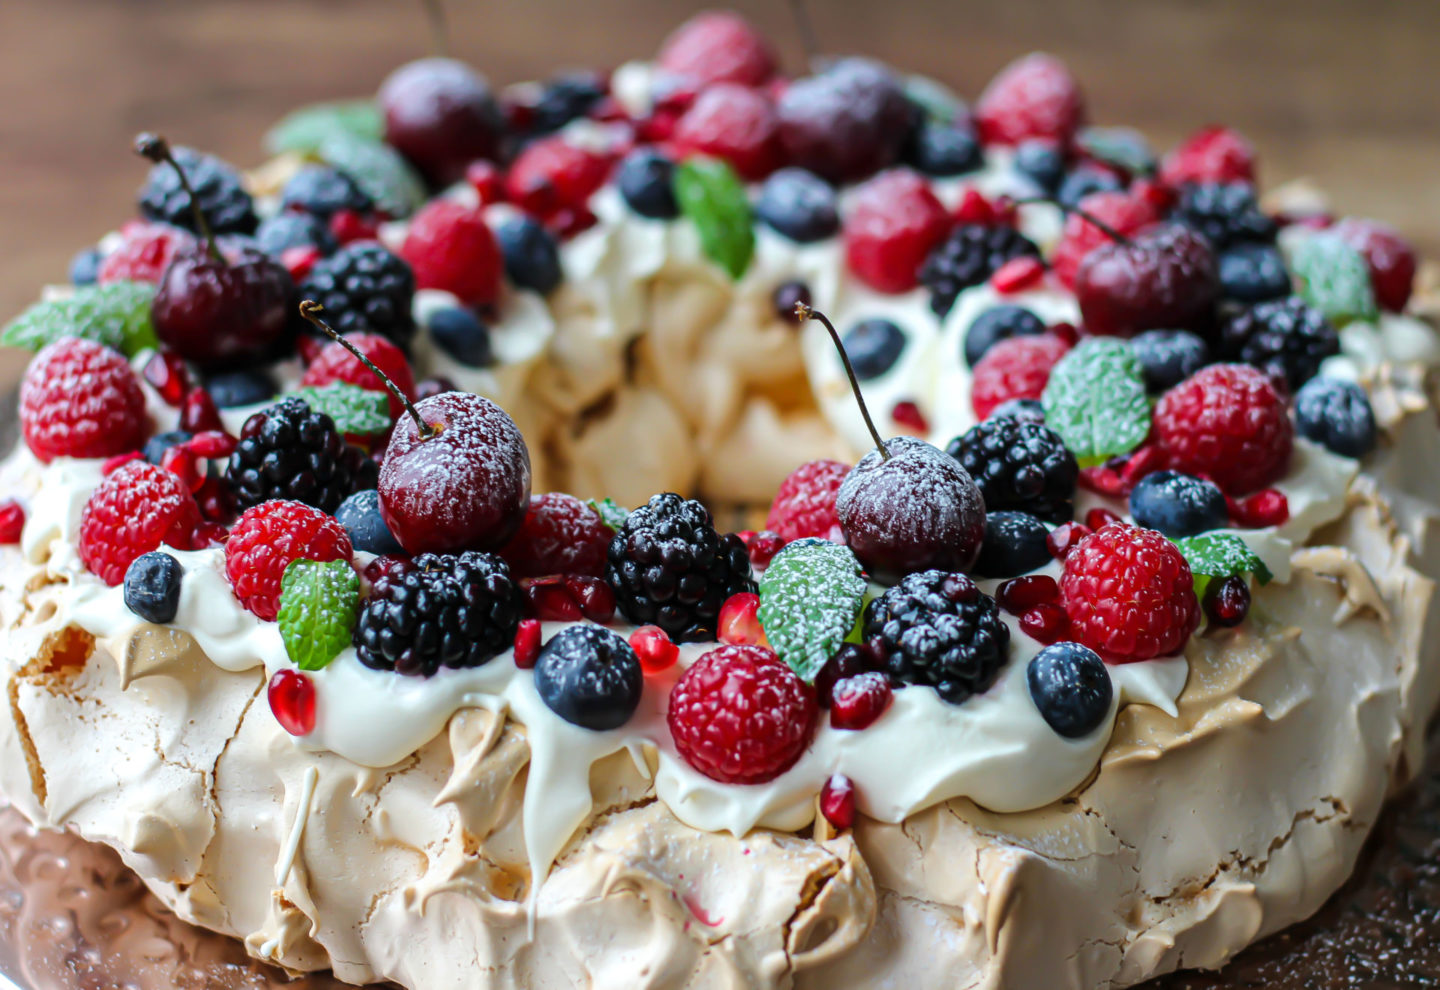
top-left (290, 382), bottom-right (392, 435)
top-left (2, 282), bottom-right (158, 356)
top-left (1076, 126), bottom-right (1156, 176)
top-left (585, 497), bottom-right (629, 533)
top-left (757, 539), bottom-right (867, 683)
top-left (1041, 337), bottom-right (1150, 467)
top-left (904, 74), bottom-right (963, 124)
top-left (265, 100), bottom-right (383, 156)
top-left (1291, 233), bottom-right (1377, 327)
top-left (673, 157), bottom-right (754, 280)
top-left (318, 132), bottom-right (426, 219)
top-left (278, 558), bottom-right (360, 671)
top-left (1174, 531), bottom-right (1274, 598)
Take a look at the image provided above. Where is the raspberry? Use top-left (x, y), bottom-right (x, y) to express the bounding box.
top-left (970, 334), bottom-right (1071, 420)
top-left (766, 459), bottom-right (848, 542)
top-left (1159, 126), bottom-right (1256, 187)
top-left (96, 223), bottom-right (197, 285)
top-left (79, 461), bottom-right (201, 586)
top-left (666, 644), bottom-right (817, 785)
top-left (1050, 190), bottom-right (1160, 289)
top-left (1332, 217), bottom-right (1418, 312)
top-left (1173, 182), bottom-right (1276, 249)
top-left (671, 83), bottom-right (780, 181)
top-left (224, 500), bottom-right (353, 620)
top-left (499, 492), bottom-right (612, 578)
top-left (946, 418), bottom-right (1079, 523)
top-left (300, 332), bottom-right (416, 420)
top-left (919, 223), bottom-right (1042, 316)
top-left (974, 53), bottom-right (1085, 147)
top-left (138, 146), bottom-right (257, 236)
top-left (1061, 524), bottom-right (1199, 663)
top-left (1219, 296), bottom-right (1339, 391)
top-left (297, 242), bottom-right (416, 348)
top-left (843, 169), bottom-right (951, 293)
top-left (225, 397), bottom-right (378, 514)
top-left (20, 338), bottom-right (148, 463)
top-left (400, 200), bottom-right (502, 307)
top-left (1153, 364), bottom-right (1293, 495)
top-left (504, 135), bottom-right (613, 222)
top-left (657, 10), bottom-right (777, 88)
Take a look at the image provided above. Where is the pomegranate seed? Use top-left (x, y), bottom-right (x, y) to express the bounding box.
top-left (1020, 603), bottom-right (1068, 644)
top-left (161, 445), bottom-right (205, 494)
top-left (142, 351), bottom-right (190, 407)
top-left (1231, 488), bottom-right (1290, 529)
top-left (738, 529), bottom-right (786, 570)
top-left (813, 644), bottom-right (875, 708)
top-left (188, 430), bottom-right (237, 459)
top-left (0, 500), bottom-right (24, 544)
top-left (1078, 445), bottom-right (1164, 498)
top-left (101, 451), bottom-right (145, 475)
top-left (1203, 575), bottom-right (1251, 627)
top-left (1085, 507), bottom-right (1123, 531)
top-left (414, 377), bottom-right (458, 401)
top-left (630, 625), bottom-right (679, 674)
top-left (1047, 521), bottom-right (1093, 560)
top-left (996, 574), bottom-right (1059, 614)
top-left (954, 187), bottom-right (999, 226)
top-left (830, 672), bottom-right (893, 730)
top-left (194, 475), bottom-right (237, 524)
top-left (718, 592), bottom-right (768, 646)
top-left (513, 619), bottom-right (542, 669)
top-left (281, 245), bottom-right (322, 281)
top-left (466, 160), bottom-right (505, 205)
top-left (363, 554), bottom-right (410, 586)
top-left (1048, 321), bottom-right (1081, 346)
top-left (329, 209), bottom-right (380, 244)
top-left (524, 577), bottom-right (584, 621)
top-left (549, 205), bottom-right (598, 239)
top-left (297, 335), bottom-right (325, 365)
top-left (891, 400), bottom-right (929, 435)
top-left (268, 669), bottom-right (316, 736)
top-left (191, 521), bottom-right (230, 547)
top-left (820, 773), bottom-right (856, 830)
top-left (564, 575), bottom-right (616, 623)
top-left (180, 389), bottom-right (224, 434)
top-left (991, 256), bottom-right (1046, 294)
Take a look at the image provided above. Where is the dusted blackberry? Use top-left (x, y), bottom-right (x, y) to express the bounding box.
top-left (298, 242), bottom-right (416, 347)
top-left (353, 551), bottom-right (523, 677)
top-left (863, 570), bottom-right (1010, 704)
top-left (1219, 295), bottom-right (1340, 391)
top-left (1174, 182), bottom-right (1276, 249)
top-left (225, 397), bottom-right (378, 514)
top-left (920, 224), bottom-right (1041, 317)
top-left (946, 418), bottom-right (1078, 524)
top-left (280, 165), bottom-right (375, 219)
top-left (606, 492), bottom-right (755, 642)
top-left (138, 146), bottom-right (257, 236)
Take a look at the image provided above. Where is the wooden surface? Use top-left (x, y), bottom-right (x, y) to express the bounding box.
top-left (1, 0), bottom-right (1438, 328)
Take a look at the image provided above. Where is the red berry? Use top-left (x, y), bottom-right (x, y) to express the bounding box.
top-left (151, 244), bottom-right (295, 370)
top-left (466, 160), bottom-right (505, 205)
top-left (379, 58), bottom-right (504, 187)
top-left (513, 619), bottom-right (542, 669)
top-left (1230, 488), bottom-right (1290, 529)
top-left (301, 332), bottom-right (416, 421)
top-left (766, 459), bottom-right (848, 543)
top-left (1075, 224), bottom-right (1218, 338)
top-left (737, 529), bottom-right (785, 570)
top-left (975, 53), bottom-right (1085, 147)
top-left (0, 500), bottom-right (25, 545)
top-left (996, 574), bottom-right (1059, 614)
top-left (717, 592), bottom-right (767, 647)
top-left (499, 493), bottom-right (611, 578)
top-left (970, 333), bottom-right (1071, 420)
top-left (141, 350), bottom-right (191, 407)
top-left (79, 461), bottom-right (201, 586)
top-left (671, 83), bottom-right (781, 180)
top-left (1154, 364), bottom-right (1293, 495)
top-left (268, 669), bottom-right (316, 736)
top-left (631, 625), bottom-right (679, 675)
top-left (1203, 575), bottom-right (1251, 628)
top-left (363, 554), bottom-right (411, 586)
top-left (820, 773), bottom-right (856, 829)
top-left (1159, 126), bottom-right (1257, 188)
top-left (20, 338), bottom-right (148, 463)
top-left (666, 644), bottom-right (817, 785)
top-left (1062, 524), bottom-right (1199, 662)
top-left (224, 500), bottom-right (353, 620)
top-left (505, 135), bottom-right (614, 222)
top-left (1332, 217), bottom-right (1418, 312)
top-left (1051, 190), bottom-right (1161, 289)
top-left (400, 200), bottom-right (502, 307)
top-left (890, 400), bottom-right (929, 435)
top-left (96, 223), bottom-right (197, 285)
top-left (1019, 604), bottom-right (1068, 644)
top-left (829, 671), bottom-right (893, 730)
top-left (657, 10), bottom-right (777, 88)
top-left (1046, 521), bottom-right (1093, 561)
top-left (843, 169), bottom-right (951, 293)
top-left (990, 256), bottom-right (1046, 294)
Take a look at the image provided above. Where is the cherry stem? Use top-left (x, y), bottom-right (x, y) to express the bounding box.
top-left (794, 302), bottom-right (890, 462)
top-left (134, 133), bottom-right (225, 265)
top-left (421, 0), bottom-right (448, 57)
top-left (1010, 195), bottom-right (1133, 246)
top-left (298, 300), bottom-right (438, 440)
top-left (787, 0), bottom-right (820, 68)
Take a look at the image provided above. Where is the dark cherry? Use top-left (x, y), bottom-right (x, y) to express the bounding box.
top-left (775, 58), bottom-right (917, 184)
top-left (379, 58), bottom-right (505, 186)
top-left (1075, 223), bottom-right (1219, 338)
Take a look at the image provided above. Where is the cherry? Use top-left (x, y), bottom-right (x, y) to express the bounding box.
top-left (776, 58), bottom-right (917, 184)
top-left (268, 669), bottom-right (316, 736)
top-left (1075, 223), bottom-right (1219, 338)
top-left (819, 773), bottom-right (857, 830)
top-left (379, 58), bottom-right (504, 186)
top-left (1332, 217), bottom-right (1418, 313)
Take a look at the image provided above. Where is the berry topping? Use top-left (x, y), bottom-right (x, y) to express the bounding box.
top-left (738, 529), bottom-right (785, 570)
top-left (226, 397), bottom-right (377, 514)
top-left (268, 669), bottom-right (316, 737)
top-left (990, 256), bottom-right (1047, 295)
top-left (973, 510), bottom-right (1052, 579)
top-left (995, 574), bottom-right (1060, 615)
top-left (534, 625), bottom-right (643, 730)
top-left (79, 461), bottom-right (201, 587)
top-left (1331, 217), bottom-right (1417, 313)
top-left (1294, 377), bottom-right (1377, 459)
top-left (672, 83), bottom-right (781, 180)
top-left (1020, 603), bottom-right (1069, 644)
top-left (1159, 125), bottom-right (1256, 187)
top-left (755, 168), bottom-right (840, 243)
top-left (920, 223), bottom-right (1041, 317)
top-left (521, 575), bottom-right (616, 623)
top-left (281, 164), bottom-right (374, 220)
top-left (1050, 190), bottom-right (1160, 289)
top-left (630, 625), bottom-right (679, 675)
top-left (830, 671), bottom-right (894, 730)
top-left (225, 500), bottom-right (352, 621)
top-left (667, 644), bottom-right (817, 785)
top-left (379, 58), bottom-right (504, 186)
top-left (401, 200), bottom-right (502, 307)
top-left (123, 551), bottom-right (184, 625)
top-left (766, 459), bottom-right (848, 543)
top-left (841, 318), bottom-right (908, 380)
top-left (844, 169), bottom-right (951, 293)
top-left (1075, 223), bottom-right (1219, 338)
top-left (905, 120), bottom-right (983, 177)
top-left (974, 53), bottom-right (1085, 147)
top-left (657, 10), bottom-right (776, 88)
top-left (1027, 642), bottom-right (1112, 738)
top-left (1291, 232), bottom-right (1378, 327)
top-left (504, 135), bottom-right (613, 223)
top-left (717, 591), bottom-right (767, 647)
top-left (605, 492), bottom-right (755, 641)
top-left (947, 418), bottom-right (1078, 523)
top-left (495, 216), bottom-right (563, 295)
top-left (205, 368), bottom-right (277, 408)
top-left (1128, 470), bottom-right (1228, 538)
top-left (1219, 296), bottom-right (1339, 391)
top-left (335, 489), bottom-right (404, 556)
top-left (1061, 524), bottom-right (1199, 663)
top-left (1154, 363), bottom-right (1293, 494)
top-left (616, 148), bottom-right (680, 219)
top-left (138, 145), bottom-right (257, 236)
top-left (776, 58), bottom-right (917, 184)
top-left (427, 306), bottom-right (493, 367)
top-left (517, 71), bottom-right (608, 136)
top-left (1129, 329), bottom-right (1211, 393)
top-left (1217, 243), bottom-right (1293, 304)
top-left (970, 333), bottom-right (1071, 421)
top-left (1203, 574), bottom-right (1252, 627)
top-left (863, 570), bottom-right (1010, 704)
top-left (298, 242), bottom-right (417, 347)
top-left (20, 338), bottom-right (148, 463)
top-left (1173, 182), bottom-right (1276, 249)
top-left (813, 644), bottom-right (875, 708)
top-left (962, 305), bottom-right (1046, 367)
top-left (302, 331), bottom-right (416, 420)
top-left (500, 492), bottom-right (612, 578)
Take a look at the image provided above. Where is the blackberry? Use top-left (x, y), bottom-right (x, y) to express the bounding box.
top-left (920, 224), bottom-right (1041, 317)
top-left (1294, 377), bottom-right (1377, 459)
top-left (946, 418), bottom-right (1078, 523)
top-left (973, 510), bottom-right (1051, 579)
top-left (1174, 182), bottom-right (1276, 250)
top-left (353, 551), bottom-right (522, 677)
top-left (534, 625), bottom-right (643, 730)
top-left (863, 570), bottom-right (1010, 704)
top-left (225, 397), bottom-right (378, 514)
top-left (139, 146), bottom-right (257, 236)
top-left (280, 165), bottom-right (374, 219)
top-left (1217, 242), bottom-right (1291, 303)
top-left (1219, 296), bottom-right (1339, 391)
top-left (606, 492), bottom-right (755, 642)
top-left (526, 72), bottom-right (607, 135)
top-left (963, 304), bottom-right (1045, 367)
top-left (1130, 329), bottom-right (1210, 393)
top-left (298, 242), bottom-right (416, 348)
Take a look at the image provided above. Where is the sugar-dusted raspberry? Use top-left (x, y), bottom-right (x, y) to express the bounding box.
top-left (1061, 524), bottom-right (1199, 663)
top-left (400, 200), bottom-right (502, 307)
top-left (969, 333), bottom-right (1071, 420)
top-left (1051, 190), bottom-right (1160, 289)
top-left (1332, 217), bottom-right (1418, 313)
top-left (97, 223), bottom-right (197, 284)
top-left (79, 461), bottom-right (201, 586)
top-left (1159, 125), bottom-right (1256, 187)
top-left (671, 83), bottom-right (781, 181)
top-left (1153, 363), bottom-right (1293, 495)
top-left (974, 53), bottom-right (1085, 147)
top-left (300, 332), bottom-right (416, 421)
top-left (666, 644), bottom-right (817, 784)
top-left (766, 459), bottom-right (848, 542)
top-left (843, 169), bottom-right (951, 293)
top-left (499, 492), bottom-right (612, 578)
top-left (21, 338), bottom-right (148, 463)
top-left (656, 10), bottom-right (777, 88)
top-left (224, 500), bottom-right (353, 620)
top-left (504, 135), bottom-right (614, 222)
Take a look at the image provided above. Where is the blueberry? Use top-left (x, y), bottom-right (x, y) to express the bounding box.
top-left (963, 305), bottom-right (1046, 367)
top-left (534, 625), bottom-right (643, 731)
top-left (527, 72), bottom-right (606, 135)
top-left (204, 369), bottom-right (276, 408)
top-left (841, 318), bottom-right (907, 379)
top-left (280, 165), bottom-right (374, 219)
top-left (123, 551), bottom-right (183, 624)
top-left (1294, 377), bottom-right (1377, 459)
top-left (617, 148), bottom-right (679, 219)
top-left (973, 510), bottom-right (1052, 578)
top-left (986, 398), bottom-right (1048, 424)
top-left (143, 430), bottom-right (192, 465)
top-left (1027, 642), bottom-right (1112, 739)
top-left (428, 306), bottom-right (493, 367)
top-left (1056, 164), bottom-right (1123, 209)
top-left (496, 216), bottom-right (562, 294)
top-left (1013, 140), bottom-right (1065, 193)
top-left (255, 212), bottom-right (337, 257)
top-left (755, 168), bottom-right (840, 243)
top-left (69, 247), bottom-right (103, 285)
top-left (336, 489), bottom-right (404, 555)
top-left (906, 121), bottom-right (983, 177)
top-left (1130, 330), bottom-right (1210, 393)
top-left (1128, 470), bottom-right (1228, 538)
top-left (1218, 243), bottom-right (1292, 304)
